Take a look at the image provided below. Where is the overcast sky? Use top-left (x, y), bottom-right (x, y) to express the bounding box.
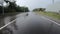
top-left (0, 0), bottom-right (60, 11)
top-left (46, 0), bottom-right (60, 12)
top-left (16, 0), bottom-right (60, 10)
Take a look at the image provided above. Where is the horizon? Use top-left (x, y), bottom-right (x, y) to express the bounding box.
top-left (16, 0), bottom-right (60, 11)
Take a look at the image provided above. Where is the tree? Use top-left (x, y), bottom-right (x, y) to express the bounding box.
top-left (33, 8), bottom-right (46, 12)
top-left (0, 0), bottom-right (29, 13)
top-left (19, 7), bottom-right (29, 12)
top-left (4, 0), bottom-right (17, 13)
top-left (39, 8), bottom-right (46, 11)
top-left (0, 6), bottom-right (2, 13)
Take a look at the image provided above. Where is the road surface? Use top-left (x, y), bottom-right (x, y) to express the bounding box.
top-left (1, 12), bottom-right (60, 34)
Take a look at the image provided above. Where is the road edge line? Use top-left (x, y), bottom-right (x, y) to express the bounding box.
top-left (45, 17), bottom-right (60, 26)
top-left (0, 19), bottom-right (16, 30)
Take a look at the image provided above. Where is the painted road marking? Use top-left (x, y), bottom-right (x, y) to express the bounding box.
top-left (0, 19), bottom-right (16, 30)
top-left (42, 16), bottom-right (60, 26)
top-left (0, 13), bottom-right (28, 30)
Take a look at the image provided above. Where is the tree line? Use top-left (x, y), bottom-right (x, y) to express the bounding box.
top-left (0, 0), bottom-right (29, 14)
top-left (33, 8), bottom-right (46, 12)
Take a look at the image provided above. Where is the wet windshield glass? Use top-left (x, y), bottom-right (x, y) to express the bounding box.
top-left (0, 0), bottom-right (60, 34)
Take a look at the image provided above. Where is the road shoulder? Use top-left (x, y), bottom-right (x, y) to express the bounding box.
top-left (35, 12), bottom-right (60, 24)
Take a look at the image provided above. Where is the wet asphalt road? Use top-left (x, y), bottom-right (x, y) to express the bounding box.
top-left (1, 12), bottom-right (60, 34)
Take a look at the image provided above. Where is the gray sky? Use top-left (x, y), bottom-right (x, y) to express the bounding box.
top-left (16, 0), bottom-right (60, 10)
top-left (0, 0), bottom-right (15, 6)
top-left (46, 0), bottom-right (60, 12)
top-left (0, 0), bottom-right (4, 6)
top-left (0, 0), bottom-right (60, 11)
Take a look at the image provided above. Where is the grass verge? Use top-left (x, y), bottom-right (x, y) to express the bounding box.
top-left (36, 11), bottom-right (60, 20)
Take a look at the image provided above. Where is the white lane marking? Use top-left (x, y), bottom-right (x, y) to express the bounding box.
top-left (42, 16), bottom-right (60, 26)
top-left (0, 13), bottom-right (27, 30)
top-left (0, 19), bottom-right (16, 30)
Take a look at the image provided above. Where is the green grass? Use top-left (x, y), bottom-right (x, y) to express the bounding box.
top-left (36, 11), bottom-right (60, 20)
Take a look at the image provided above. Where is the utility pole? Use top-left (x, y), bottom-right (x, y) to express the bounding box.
top-left (52, 0), bottom-right (54, 4)
top-left (24, 9), bottom-right (25, 13)
top-left (0, 0), bottom-right (4, 15)
top-left (2, 2), bottom-right (4, 15)
top-left (2, 0), bottom-right (4, 15)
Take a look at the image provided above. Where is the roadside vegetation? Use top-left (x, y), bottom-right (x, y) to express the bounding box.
top-left (0, 0), bottom-right (29, 15)
top-left (33, 8), bottom-right (60, 20)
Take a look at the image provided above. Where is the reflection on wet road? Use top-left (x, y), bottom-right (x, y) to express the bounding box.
top-left (0, 16), bottom-right (17, 34)
top-left (0, 13), bottom-right (28, 34)
top-left (0, 12), bottom-right (60, 34)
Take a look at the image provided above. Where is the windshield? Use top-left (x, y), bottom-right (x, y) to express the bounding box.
top-left (0, 0), bottom-right (60, 34)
